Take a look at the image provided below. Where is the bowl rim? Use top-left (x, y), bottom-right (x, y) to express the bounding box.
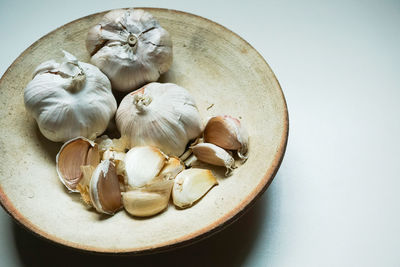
top-left (0, 7), bottom-right (289, 255)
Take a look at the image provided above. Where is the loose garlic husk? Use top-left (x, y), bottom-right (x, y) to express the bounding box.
top-left (24, 51), bottom-right (117, 142)
top-left (116, 82), bottom-right (203, 156)
top-left (89, 159), bottom-right (122, 215)
top-left (172, 169), bottom-right (218, 209)
top-left (204, 115), bottom-right (249, 159)
top-left (77, 165), bottom-right (96, 206)
top-left (96, 135), bottom-right (130, 153)
top-left (86, 8), bottom-right (173, 91)
top-left (191, 143), bottom-right (235, 175)
top-left (122, 146), bottom-right (184, 217)
top-left (56, 137), bottom-right (100, 192)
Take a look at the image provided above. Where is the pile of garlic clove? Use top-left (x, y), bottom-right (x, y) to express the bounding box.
top-left (23, 8), bottom-right (250, 218)
top-left (55, 114), bottom-right (248, 217)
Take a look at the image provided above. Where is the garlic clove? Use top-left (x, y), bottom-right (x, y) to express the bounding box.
top-left (89, 159), bottom-right (122, 215)
top-left (124, 146), bottom-right (167, 188)
top-left (122, 191), bottom-right (167, 217)
top-left (204, 115), bottom-right (249, 159)
top-left (56, 137), bottom-right (100, 192)
top-left (172, 169), bottom-right (218, 209)
top-left (102, 150), bottom-right (126, 162)
top-left (156, 156), bottom-right (185, 181)
top-left (122, 179), bottom-right (173, 217)
top-left (86, 144), bottom-right (100, 166)
top-left (191, 143), bottom-right (235, 175)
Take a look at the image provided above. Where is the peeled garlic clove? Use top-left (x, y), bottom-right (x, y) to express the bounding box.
top-left (191, 143), bottom-right (235, 175)
top-left (122, 180), bottom-right (173, 217)
top-left (172, 169), bottom-right (218, 209)
top-left (204, 115), bottom-right (249, 159)
top-left (123, 191), bottom-right (167, 217)
top-left (124, 146), bottom-right (167, 188)
top-left (56, 137), bottom-right (100, 192)
top-left (157, 157), bottom-right (184, 180)
top-left (86, 9), bottom-right (127, 56)
top-left (89, 159), bottom-right (122, 215)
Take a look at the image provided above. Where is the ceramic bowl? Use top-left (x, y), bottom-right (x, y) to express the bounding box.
top-left (0, 8), bottom-right (288, 254)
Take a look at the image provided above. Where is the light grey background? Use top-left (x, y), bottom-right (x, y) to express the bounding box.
top-left (1, 0), bottom-right (400, 266)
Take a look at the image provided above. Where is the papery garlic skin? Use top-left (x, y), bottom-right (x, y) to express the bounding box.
top-left (87, 8), bottom-right (173, 91)
top-left (96, 135), bottom-right (130, 153)
top-left (24, 51), bottom-right (117, 142)
top-left (116, 82), bottom-right (203, 156)
top-left (56, 136), bottom-right (100, 192)
top-left (77, 165), bottom-right (96, 206)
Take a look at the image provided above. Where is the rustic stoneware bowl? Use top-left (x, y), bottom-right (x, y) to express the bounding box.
top-left (0, 8), bottom-right (288, 254)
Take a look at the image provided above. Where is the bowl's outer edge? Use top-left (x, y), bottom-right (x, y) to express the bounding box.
top-left (0, 7), bottom-right (289, 255)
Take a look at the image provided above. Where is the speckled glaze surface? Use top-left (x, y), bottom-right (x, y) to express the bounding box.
top-left (0, 8), bottom-right (288, 254)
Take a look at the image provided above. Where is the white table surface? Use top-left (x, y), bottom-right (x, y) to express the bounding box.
top-left (1, 0), bottom-right (399, 266)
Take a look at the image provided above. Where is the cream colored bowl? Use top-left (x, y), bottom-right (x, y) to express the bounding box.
top-left (0, 8), bottom-right (288, 254)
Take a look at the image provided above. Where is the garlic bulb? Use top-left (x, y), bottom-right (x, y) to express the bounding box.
top-left (89, 159), bottom-right (122, 215)
top-left (24, 51), bottom-right (117, 142)
top-left (204, 115), bottom-right (249, 159)
top-left (172, 169), bottom-right (218, 208)
top-left (86, 8), bottom-right (173, 92)
top-left (116, 82), bottom-right (203, 156)
top-left (56, 137), bottom-right (100, 192)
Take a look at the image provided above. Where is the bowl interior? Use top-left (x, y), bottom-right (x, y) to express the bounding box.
top-left (0, 8), bottom-right (288, 253)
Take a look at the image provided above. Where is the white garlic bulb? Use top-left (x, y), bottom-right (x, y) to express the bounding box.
top-left (86, 8), bottom-right (173, 92)
top-left (116, 82), bottom-right (203, 156)
top-left (24, 51), bottom-right (117, 142)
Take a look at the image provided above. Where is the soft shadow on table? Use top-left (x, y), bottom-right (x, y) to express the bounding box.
top-left (12, 180), bottom-right (277, 267)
